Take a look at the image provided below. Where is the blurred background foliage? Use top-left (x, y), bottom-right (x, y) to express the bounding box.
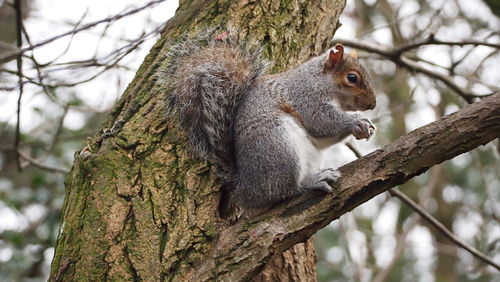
top-left (0, 0), bottom-right (498, 281)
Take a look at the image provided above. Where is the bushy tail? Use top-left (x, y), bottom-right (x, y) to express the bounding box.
top-left (165, 31), bottom-right (269, 183)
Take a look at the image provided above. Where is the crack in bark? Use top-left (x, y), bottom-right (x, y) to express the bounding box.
top-left (159, 222), bottom-right (168, 263)
top-left (124, 246), bottom-right (140, 282)
top-left (53, 257), bottom-right (71, 282)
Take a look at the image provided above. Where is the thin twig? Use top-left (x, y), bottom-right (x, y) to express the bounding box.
top-left (47, 105), bottom-right (70, 155)
top-left (395, 34), bottom-right (500, 55)
top-left (373, 215), bottom-right (419, 282)
top-left (20, 21), bottom-right (60, 105)
top-left (12, 24), bottom-right (163, 89)
top-left (373, 164), bottom-right (443, 282)
top-left (18, 150), bottom-right (70, 174)
top-left (399, 56), bottom-right (475, 102)
top-left (0, 0), bottom-right (165, 63)
top-left (41, 8), bottom-right (90, 67)
top-left (389, 189), bottom-right (500, 271)
top-left (338, 218), bottom-right (364, 281)
top-left (409, 4), bottom-right (444, 41)
top-left (345, 142), bottom-right (362, 158)
top-left (14, 0), bottom-right (23, 171)
top-left (344, 142), bottom-right (363, 159)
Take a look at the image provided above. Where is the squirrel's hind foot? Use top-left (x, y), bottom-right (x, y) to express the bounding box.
top-left (300, 168), bottom-right (341, 194)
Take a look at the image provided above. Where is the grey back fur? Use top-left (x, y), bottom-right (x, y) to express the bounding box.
top-left (165, 31), bottom-right (269, 183)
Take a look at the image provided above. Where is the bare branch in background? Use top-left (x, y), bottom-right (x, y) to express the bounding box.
top-left (19, 21), bottom-right (62, 106)
top-left (47, 104), bottom-right (69, 155)
top-left (389, 189), bottom-right (500, 271)
top-left (373, 164), bottom-right (443, 282)
top-left (0, 0), bottom-right (166, 63)
top-left (338, 217), bottom-right (364, 281)
top-left (41, 8), bottom-right (91, 66)
top-left (17, 149), bottom-right (70, 174)
top-left (3, 23), bottom-right (163, 91)
top-left (373, 215), bottom-right (419, 282)
top-left (394, 34), bottom-right (500, 55)
top-left (14, 0), bottom-right (24, 171)
top-left (344, 142), bottom-right (362, 158)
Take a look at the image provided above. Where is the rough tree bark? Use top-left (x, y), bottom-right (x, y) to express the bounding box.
top-left (49, 1), bottom-right (500, 281)
top-left (49, 0), bottom-right (346, 281)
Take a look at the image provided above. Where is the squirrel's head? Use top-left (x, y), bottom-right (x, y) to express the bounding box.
top-left (324, 44), bottom-right (376, 111)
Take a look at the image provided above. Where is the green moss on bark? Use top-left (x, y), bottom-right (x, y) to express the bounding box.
top-left (50, 0), bottom-right (346, 281)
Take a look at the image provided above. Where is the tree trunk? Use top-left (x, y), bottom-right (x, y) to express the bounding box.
top-left (49, 0), bottom-right (346, 281)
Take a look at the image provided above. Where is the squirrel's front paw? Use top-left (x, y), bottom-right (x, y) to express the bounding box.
top-left (352, 118), bottom-right (376, 140)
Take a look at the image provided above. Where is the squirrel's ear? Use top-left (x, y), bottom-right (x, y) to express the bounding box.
top-left (326, 44), bottom-right (344, 69)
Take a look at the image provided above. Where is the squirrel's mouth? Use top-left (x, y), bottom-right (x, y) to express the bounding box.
top-left (342, 104), bottom-right (357, 112)
top-left (354, 96), bottom-right (376, 111)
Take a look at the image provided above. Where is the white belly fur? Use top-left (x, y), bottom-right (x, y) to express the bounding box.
top-left (281, 116), bottom-right (321, 183)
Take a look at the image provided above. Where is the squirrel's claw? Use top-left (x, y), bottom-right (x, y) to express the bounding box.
top-left (352, 117), bottom-right (376, 140)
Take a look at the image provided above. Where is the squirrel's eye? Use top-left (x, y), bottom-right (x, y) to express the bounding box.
top-left (347, 73), bottom-right (358, 83)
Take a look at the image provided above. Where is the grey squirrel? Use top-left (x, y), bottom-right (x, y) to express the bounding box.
top-left (166, 31), bottom-right (376, 209)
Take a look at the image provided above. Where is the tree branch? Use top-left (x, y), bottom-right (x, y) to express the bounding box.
top-left (394, 34), bottom-right (500, 55)
top-left (190, 93), bottom-right (500, 280)
top-left (18, 150), bottom-right (70, 174)
top-left (388, 189), bottom-right (500, 270)
top-left (14, 0), bottom-right (24, 171)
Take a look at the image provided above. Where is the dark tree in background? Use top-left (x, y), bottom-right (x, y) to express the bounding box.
top-left (0, 0), bottom-right (499, 281)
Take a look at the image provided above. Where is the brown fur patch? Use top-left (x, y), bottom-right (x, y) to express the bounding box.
top-left (323, 55), bottom-right (376, 111)
top-left (278, 101), bottom-right (305, 127)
